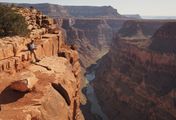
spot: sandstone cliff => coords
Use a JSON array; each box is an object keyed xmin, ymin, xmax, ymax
[
  {"xmin": 0, "ymin": 6, "xmax": 84, "ymax": 120},
  {"xmin": 93, "ymin": 22, "xmax": 176, "ymax": 120}
]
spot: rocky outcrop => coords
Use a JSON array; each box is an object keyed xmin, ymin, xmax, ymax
[
  {"xmin": 149, "ymin": 22, "xmax": 176, "ymax": 53},
  {"xmin": 0, "ymin": 6, "xmax": 63, "ymax": 72},
  {"xmin": 0, "ymin": 56, "xmax": 83, "ymax": 120},
  {"xmin": 0, "ymin": 6, "xmax": 83, "ymax": 120},
  {"xmin": 93, "ymin": 25, "xmax": 176, "ymax": 120}
]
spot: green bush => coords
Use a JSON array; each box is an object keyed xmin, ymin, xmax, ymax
[{"xmin": 0, "ymin": 5, "xmax": 29, "ymax": 37}]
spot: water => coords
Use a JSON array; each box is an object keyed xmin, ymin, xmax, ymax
[
  {"xmin": 85, "ymin": 63, "xmax": 109, "ymax": 120},
  {"xmin": 85, "ymin": 71, "xmax": 95, "ymax": 81}
]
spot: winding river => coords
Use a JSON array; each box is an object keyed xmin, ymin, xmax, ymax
[{"xmin": 85, "ymin": 61, "xmax": 109, "ymax": 120}]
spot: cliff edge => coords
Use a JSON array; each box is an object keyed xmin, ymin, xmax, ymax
[{"xmin": 0, "ymin": 6, "xmax": 84, "ymax": 120}]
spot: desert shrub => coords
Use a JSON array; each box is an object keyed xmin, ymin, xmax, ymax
[{"xmin": 0, "ymin": 4, "xmax": 29, "ymax": 37}]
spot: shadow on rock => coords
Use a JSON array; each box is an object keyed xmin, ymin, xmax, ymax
[{"xmin": 0, "ymin": 86, "xmax": 26, "ymax": 105}]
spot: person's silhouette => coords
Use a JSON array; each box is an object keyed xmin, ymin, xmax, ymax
[{"xmin": 27, "ymin": 40, "xmax": 40, "ymax": 62}]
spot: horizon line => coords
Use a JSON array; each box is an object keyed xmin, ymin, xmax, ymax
[{"xmin": 1, "ymin": 2, "xmax": 176, "ymax": 17}]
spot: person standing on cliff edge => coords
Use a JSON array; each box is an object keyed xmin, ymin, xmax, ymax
[{"xmin": 27, "ymin": 40, "xmax": 40, "ymax": 62}]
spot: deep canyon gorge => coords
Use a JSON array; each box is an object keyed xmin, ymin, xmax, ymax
[{"xmin": 0, "ymin": 2, "xmax": 176, "ymax": 120}]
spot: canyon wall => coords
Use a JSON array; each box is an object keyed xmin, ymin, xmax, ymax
[
  {"xmin": 0, "ymin": 6, "xmax": 84, "ymax": 120},
  {"xmin": 93, "ymin": 22, "xmax": 176, "ymax": 120},
  {"xmin": 62, "ymin": 18, "xmax": 110, "ymax": 68},
  {"xmin": 64, "ymin": 6, "xmax": 121, "ymax": 18},
  {"xmin": 18, "ymin": 3, "xmax": 123, "ymax": 18},
  {"xmin": 118, "ymin": 20, "xmax": 168, "ymax": 38},
  {"xmin": 12, "ymin": 3, "xmax": 176, "ymax": 120},
  {"xmin": 60, "ymin": 19, "xmax": 160, "ymax": 71},
  {"xmin": 61, "ymin": 18, "xmax": 126, "ymax": 68},
  {"xmin": 150, "ymin": 22, "xmax": 176, "ymax": 53},
  {"xmin": 69, "ymin": 19, "xmax": 172, "ymax": 57}
]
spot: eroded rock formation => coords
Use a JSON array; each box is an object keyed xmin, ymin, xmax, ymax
[
  {"xmin": 0, "ymin": 6, "xmax": 84, "ymax": 120},
  {"xmin": 93, "ymin": 22, "xmax": 176, "ymax": 120}
]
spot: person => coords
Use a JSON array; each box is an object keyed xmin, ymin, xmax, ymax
[{"xmin": 27, "ymin": 40, "xmax": 40, "ymax": 62}]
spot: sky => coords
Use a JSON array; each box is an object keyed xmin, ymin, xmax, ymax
[{"xmin": 1, "ymin": 0, "xmax": 176, "ymax": 16}]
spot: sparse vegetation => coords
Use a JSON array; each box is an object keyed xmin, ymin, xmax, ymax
[{"xmin": 0, "ymin": 4, "xmax": 29, "ymax": 37}]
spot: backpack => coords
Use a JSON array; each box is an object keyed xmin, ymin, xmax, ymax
[{"xmin": 27, "ymin": 43, "xmax": 34, "ymax": 51}]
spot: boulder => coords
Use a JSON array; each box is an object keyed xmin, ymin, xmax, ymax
[{"xmin": 10, "ymin": 71, "xmax": 38, "ymax": 92}]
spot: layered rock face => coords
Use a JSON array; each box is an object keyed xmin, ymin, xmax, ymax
[
  {"xmin": 93, "ymin": 22, "xmax": 176, "ymax": 120},
  {"xmin": 62, "ymin": 18, "xmax": 125, "ymax": 68},
  {"xmin": 64, "ymin": 6, "xmax": 120, "ymax": 18},
  {"xmin": 18, "ymin": 3, "xmax": 122, "ymax": 18},
  {"xmin": 0, "ymin": 7, "xmax": 83, "ymax": 120}
]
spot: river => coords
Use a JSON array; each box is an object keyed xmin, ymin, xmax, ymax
[{"xmin": 85, "ymin": 62, "xmax": 109, "ymax": 120}]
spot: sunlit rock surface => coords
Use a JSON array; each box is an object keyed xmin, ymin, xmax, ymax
[{"xmin": 0, "ymin": 6, "xmax": 84, "ymax": 120}]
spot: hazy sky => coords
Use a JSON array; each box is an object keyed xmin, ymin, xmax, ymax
[{"xmin": 1, "ymin": 0, "xmax": 176, "ymax": 16}]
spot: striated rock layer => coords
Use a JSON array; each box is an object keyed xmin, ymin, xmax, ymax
[
  {"xmin": 63, "ymin": 6, "xmax": 121, "ymax": 18},
  {"xmin": 62, "ymin": 19, "xmax": 175, "ymax": 69},
  {"xmin": 0, "ymin": 6, "xmax": 84, "ymax": 120},
  {"xmin": 17, "ymin": 3, "xmax": 122, "ymax": 18},
  {"xmin": 62, "ymin": 18, "xmax": 125, "ymax": 69},
  {"xmin": 93, "ymin": 22, "xmax": 176, "ymax": 120}
]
